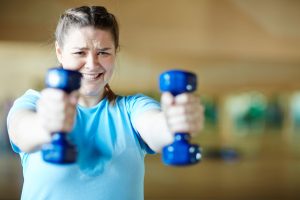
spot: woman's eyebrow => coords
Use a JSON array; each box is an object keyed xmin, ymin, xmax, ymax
[{"xmin": 98, "ymin": 47, "xmax": 112, "ymax": 51}]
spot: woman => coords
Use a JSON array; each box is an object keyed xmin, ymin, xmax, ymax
[{"xmin": 7, "ymin": 6, "xmax": 204, "ymax": 200}]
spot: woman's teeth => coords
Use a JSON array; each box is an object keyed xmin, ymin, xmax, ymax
[{"xmin": 82, "ymin": 73, "xmax": 102, "ymax": 80}]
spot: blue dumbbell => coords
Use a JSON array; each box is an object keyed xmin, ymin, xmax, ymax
[
  {"xmin": 159, "ymin": 69, "xmax": 202, "ymax": 166},
  {"xmin": 42, "ymin": 68, "xmax": 81, "ymax": 164}
]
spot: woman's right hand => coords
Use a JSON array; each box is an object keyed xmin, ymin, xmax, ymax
[{"xmin": 36, "ymin": 88, "xmax": 79, "ymax": 134}]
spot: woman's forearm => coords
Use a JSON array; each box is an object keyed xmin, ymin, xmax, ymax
[
  {"xmin": 134, "ymin": 110, "xmax": 173, "ymax": 152},
  {"xmin": 8, "ymin": 110, "xmax": 52, "ymax": 153}
]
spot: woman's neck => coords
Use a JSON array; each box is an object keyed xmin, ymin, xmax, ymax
[{"xmin": 78, "ymin": 90, "xmax": 106, "ymax": 107}]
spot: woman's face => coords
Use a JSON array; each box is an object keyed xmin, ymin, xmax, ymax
[{"xmin": 56, "ymin": 26, "xmax": 116, "ymax": 97}]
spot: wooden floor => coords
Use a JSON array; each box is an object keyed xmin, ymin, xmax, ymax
[
  {"xmin": 144, "ymin": 134, "xmax": 300, "ymax": 200},
  {"xmin": 1, "ymin": 135, "xmax": 300, "ymax": 200},
  {"xmin": 145, "ymin": 156, "xmax": 300, "ymax": 200}
]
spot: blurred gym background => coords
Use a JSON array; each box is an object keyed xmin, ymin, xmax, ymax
[{"xmin": 1, "ymin": 0, "xmax": 300, "ymax": 199}]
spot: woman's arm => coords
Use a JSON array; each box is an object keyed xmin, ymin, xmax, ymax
[
  {"xmin": 134, "ymin": 92, "xmax": 204, "ymax": 152},
  {"xmin": 8, "ymin": 89, "xmax": 78, "ymax": 153},
  {"xmin": 134, "ymin": 109, "xmax": 173, "ymax": 152},
  {"xmin": 8, "ymin": 110, "xmax": 52, "ymax": 152}
]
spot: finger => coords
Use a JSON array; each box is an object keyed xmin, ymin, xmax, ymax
[
  {"xmin": 167, "ymin": 113, "xmax": 202, "ymax": 134},
  {"xmin": 169, "ymin": 122, "xmax": 201, "ymax": 134},
  {"xmin": 167, "ymin": 108, "xmax": 201, "ymax": 123},
  {"xmin": 175, "ymin": 93, "xmax": 198, "ymax": 104},
  {"xmin": 39, "ymin": 116, "xmax": 63, "ymax": 133},
  {"xmin": 165, "ymin": 104, "xmax": 194, "ymax": 117},
  {"xmin": 37, "ymin": 102, "xmax": 74, "ymax": 130},
  {"xmin": 167, "ymin": 105, "xmax": 205, "ymax": 133},
  {"xmin": 161, "ymin": 92, "xmax": 175, "ymax": 108},
  {"xmin": 39, "ymin": 112, "xmax": 73, "ymax": 133},
  {"xmin": 165, "ymin": 102, "xmax": 202, "ymax": 118},
  {"xmin": 41, "ymin": 88, "xmax": 67, "ymax": 101},
  {"xmin": 38, "ymin": 101, "xmax": 68, "ymax": 123}
]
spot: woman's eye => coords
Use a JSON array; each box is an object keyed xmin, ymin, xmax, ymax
[
  {"xmin": 73, "ymin": 51, "xmax": 85, "ymax": 55},
  {"xmin": 98, "ymin": 51, "xmax": 110, "ymax": 56}
]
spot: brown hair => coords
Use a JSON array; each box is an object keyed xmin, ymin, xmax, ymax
[{"xmin": 55, "ymin": 6, "xmax": 118, "ymax": 104}]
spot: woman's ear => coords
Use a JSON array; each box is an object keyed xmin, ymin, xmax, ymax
[{"xmin": 55, "ymin": 41, "xmax": 63, "ymax": 64}]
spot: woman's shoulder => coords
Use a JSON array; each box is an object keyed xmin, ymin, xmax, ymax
[
  {"xmin": 117, "ymin": 93, "xmax": 152, "ymax": 101},
  {"xmin": 115, "ymin": 93, "xmax": 152, "ymax": 106},
  {"xmin": 116, "ymin": 93, "xmax": 160, "ymax": 110},
  {"xmin": 23, "ymin": 89, "xmax": 41, "ymax": 97},
  {"xmin": 14, "ymin": 89, "xmax": 41, "ymax": 103}
]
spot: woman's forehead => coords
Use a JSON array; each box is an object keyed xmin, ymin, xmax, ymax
[{"xmin": 63, "ymin": 27, "xmax": 115, "ymax": 48}]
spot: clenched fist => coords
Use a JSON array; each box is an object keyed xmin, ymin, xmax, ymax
[
  {"xmin": 36, "ymin": 88, "xmax": 79, "ymax": 134},
  {"xmin": 161, "ymin": 92, "xmax": 204, "ymax": 136}
]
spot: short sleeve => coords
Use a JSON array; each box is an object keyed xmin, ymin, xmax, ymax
[
  {"xmin": 6, "ymin": 89, "xmax": 40, "ymax": 153},
  {"xmin": 125, "ymin": 94, "xmax": 161, "ymax": 154}
]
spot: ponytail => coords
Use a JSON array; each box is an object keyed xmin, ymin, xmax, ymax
[{"xmin": 104, "ymin": 84, "xmax": 117, "ymax": 105}]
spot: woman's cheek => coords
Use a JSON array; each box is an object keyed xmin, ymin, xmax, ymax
[{"xmin": 63, "ymin": 59, "xmax": 84, "ymax": 71}]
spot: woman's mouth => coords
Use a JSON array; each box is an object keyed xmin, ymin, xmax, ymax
[{"xmin": 81, "ymin": 73, "xmax": 103, "ymax": 81}]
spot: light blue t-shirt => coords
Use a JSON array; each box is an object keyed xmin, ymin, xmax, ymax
[{"xmin": 7, "ymin": 89, "xmax": 161, "ymax": 200}]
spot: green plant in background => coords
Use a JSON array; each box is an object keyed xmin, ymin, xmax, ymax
[
  {"xmin": 265, "ymin": 96, "xmax": 284, "ymax": 130},
  {"xmin": 201, "ymin": 96, "xmax": 218, "ymax": 134},
  {"xmin": 233, "ymin": 92, "xmax": 267, "ymax": 135},
  {"xmin": 291, "ymin": 92, "xmax": 300, "ymax": 134}
]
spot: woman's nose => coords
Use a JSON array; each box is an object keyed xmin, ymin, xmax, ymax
[{"xmin": 85, "ymin": 53, "xmax": 100, "ymax": 69}]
